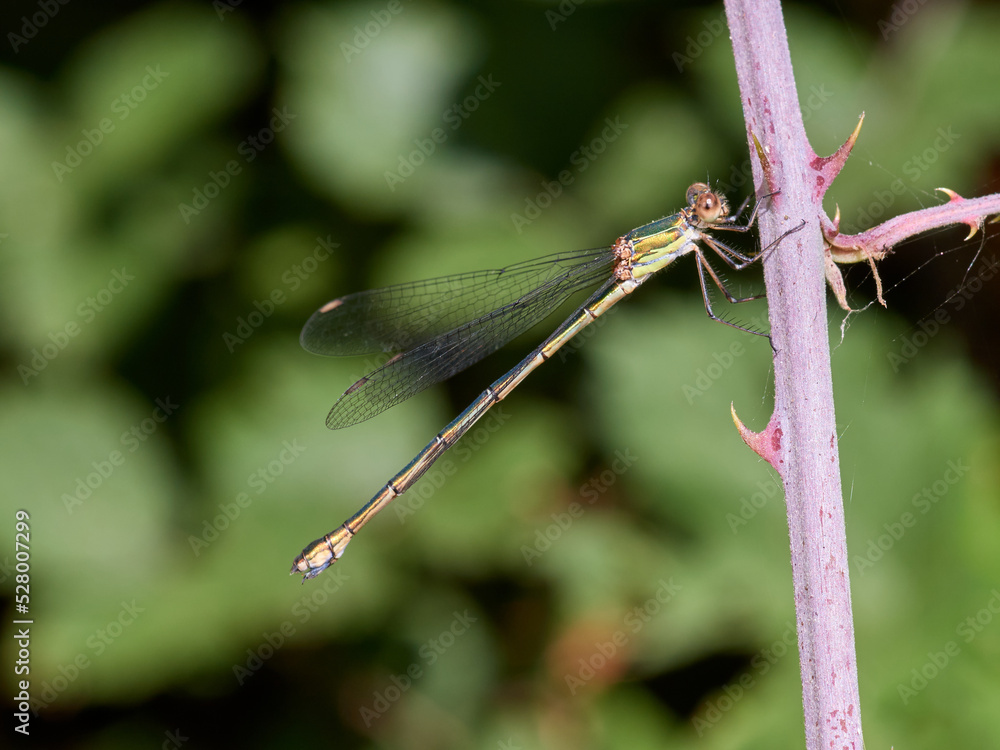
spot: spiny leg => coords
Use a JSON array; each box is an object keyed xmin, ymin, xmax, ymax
[
  {"xmin": 727, "ymin": 192, "xmax": 754, "ymax": 223},
  {"xmin": 697, "ymin": 252, "xmax": 765, "ymax": 305},
  {"xmin": 695, "ymin": 219, "xmax": 806, "ymax": 349},
  {"xmin": 702, "ymin": 234, "xmax": 759, "ymax": 269},
  {"xmin": 719, "ymin": 188, "xmax": 785, "ymax": 230},
  {"xmin": 712, "ymin": 189, "xmax": 774, "ymax": 233},
  {"xmin": 704, "ymin": 217, "xmax": 808, "ymax": 271},
  {"xmin": 693, "ymin": 251, "xmax": 770, "ymax": 341}
]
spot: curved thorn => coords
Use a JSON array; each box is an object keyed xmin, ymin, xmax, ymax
[
  {"xmin": 847, "ymin": 111, "xmax": 865, "ymax": 149},
  {"xmin": 936, "ymin": 187, "xmax": 981, "ymax": 240},
  {"xmin": 822, "ymin": 204, "xmax": 843, "ymax": 243},
  {"xmin": 751, "ymin": 131, "xmax": 776, "ymax": 194},
  {"xmin": 814, "ymin": 112, "xmax": 866, "ymax": 189},
  {"xmin": 731, "ymin": 403, "xmax": 785, "ymax": 474}
]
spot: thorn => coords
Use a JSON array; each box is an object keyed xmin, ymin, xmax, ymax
[
  {"xmin": 936, "ymin": 187, "xmax": 982, "ymax": 240},
  {"xmin": 751, "ymin": 131, "xmax": 776, "ymax": 194},
  {"xmin": 847, "ymin": 111, "xmax": 865, "ymax": 151},
  {"xmin": 731, "ymin": 403, "xmax": 785, "ymax": 473},
  {"xmin": 813, "ymin": 112, "xmax": 865, "ymax": 192},
  {"xmin": 821, "ymin": 204, "xmax": 842, "ymax": 243},
  {"xmin": 752, "ymin": 131, "xmax": 769, "ymax": 170}
]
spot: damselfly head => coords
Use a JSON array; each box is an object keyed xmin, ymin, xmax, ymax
[{"xmin": 685, "ymin": 182, "xmax": 729, "ymax": 226}]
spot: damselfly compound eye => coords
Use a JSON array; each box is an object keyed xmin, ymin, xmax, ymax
[
  {"xmin": 686, "ymin": 182, "xmax": 711, "ymax": 207},
  {"xmin": 694, "ymin": 190, "xmax": 727, "ymax": 224}
]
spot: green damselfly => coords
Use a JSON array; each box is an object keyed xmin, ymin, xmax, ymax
[{"xmin": 292, "ymin": 183, "xmax": 786, "ymax": 580}]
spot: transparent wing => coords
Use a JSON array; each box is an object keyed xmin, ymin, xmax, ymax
[
  {"xmin": 301, "ymin": 248, "xmax": 613, "ymax": 357},
  {"xmin": 314, "ymin": 247, "xmax": 616, "ymax": 429}
]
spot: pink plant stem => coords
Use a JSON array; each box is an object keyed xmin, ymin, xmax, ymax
[{"xmin": 723, "ymin": 1, "xmax": 864, "ymax": 747}]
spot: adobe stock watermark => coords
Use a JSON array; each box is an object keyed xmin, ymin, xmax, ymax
[
  {"xmin": 161, "ymin": 728, "xmax": 189, "ymax": 750},
  {"xmin": 188, "ymin": 439, "xmax": 307, "ymax": 556},
  {"xmin": 18, "ymin": 267, "xmax": 135, "ymax": 384},
  {"xmin": 29, "ymin": 599, "xmax": 145, "ymax": 714},
  {"xmin": 358, "ymin": 609, "xmax": 478, "ymax": 726},
  {"xmin": 897, "ymin": 588, "xmax": 1000, "ymax": 705},
  {"xmin": 233, "ymin": 568, "xmax": 349, "ymax": 686},
  {"xmin": 554, "ymin": 303, "xmax": 621, "ymax": 364},
  {"xmin": 394, "ymin": 407, "xmax": 514, "ymax": 523},
  {"xmin": 330, "ymin": 274, "xmax": 471, "ymax": 400},
  {"xmin": 521, "ymin": 449, "xmax": 638, "ymax": 566},
  {"xmin": 878, "ymin": 0, "xmax": 931, "ymax": 40},
  {"xmin": 886, "ymin": 254, "xmax": 999, "ymax": 371},
  {"xmin": 51, "ymin": 65, "xmax": 169, "ymax": 182},
  {"xmin": 672, "ymin": 10, "xmax": 727, "ymax": 72},
  {"xmin": 213, "ymin": 0, "xmax": 243, "ymax": 20},
  {"xmin": 682, "ymin": 340, "xmax": 747, "ymax": 404},
  {"xmin": 691, "ymin": 620, "xmax": 797, "ymax": 735},
  {"xmin": 60, "ymin": 397, "xmax": 180, "ymax": 514},
  {"xmin": 383, "ymin": 74, "xmax": 501, "ymax": 191},
  {"xmin": 178, "ymin": 106, "xmax": 296, "ymax": 223},
  {"xmin": 853, "ymin": 458, "xmax": 969, "ymax": 576},
  {"xmin": 222, "ymin": 235, "xmax": 339, "ymax": 353},
  {"xmin": 510, "ymin": 116, "xmax": 628, "ymax": 233},
  {"xmin": 8, "ymin": 0, "xmax": 71, "ymax": 53},
  {"xmin": 725, "ymin": 475, "xmax": 782, "ymax": 533},
  {"xmin": 565, "ymin": 578, "xmax": 682, "ymax": 695},
  {"xmin": 853, "ymin": 126, "xmax": 960, "ymax": 231},
  {"xmin": 340, "ymin": 0, "xmax": 408, "ymax": 62},
  {"xmin": 681, "ymin": 308, "xmax": 772, "ymax": 405},
  {"xmin": 546, "ymin": 0, "xmax": 586, "ymax": 30},
  {"xmin": 341, "ymin": 275, "xmax": 470, "ymax": 381}
]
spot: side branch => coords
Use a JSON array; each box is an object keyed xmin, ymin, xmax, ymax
[
  {"xmin": 821, "ymin": 189, "xmax": 1000, "ymax": 308},
  {"xmin": 824, "ymin": 189, "xmax": 1000, "ymax": 264}
]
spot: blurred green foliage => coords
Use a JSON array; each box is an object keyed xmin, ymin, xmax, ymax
[{"xmin": 1, "ymin": 1, "xmax": 999, "ymax": 748}]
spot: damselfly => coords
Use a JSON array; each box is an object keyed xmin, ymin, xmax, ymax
[{"xmin": 292, "ymin": 183, "xmax": 785, "ymax": 580}]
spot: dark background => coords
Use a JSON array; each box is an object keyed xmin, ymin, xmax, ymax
[{"xmin": 2, "ymin": 1, "xmax": 999, "ymax": 748}]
